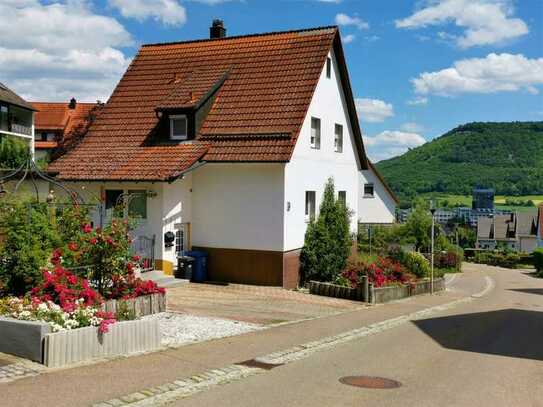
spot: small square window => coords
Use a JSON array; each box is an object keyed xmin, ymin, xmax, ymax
[
  {"xmin": 334, "ymin": 124, "xmax": 343, "ymax": 153},
  {"xmin": 338, "ymin": 191, "xmax": 346, "ymax": 206},
  {"xmin": 170, "ymin": 115, "xmax": 188, "ymax": 140},
  {"xmin": 310, "ymin": 117, "xmax": 321, "ymax": 149},
  {"xmin": 305, "ymin": 191, "xmax": 316, "ymax": 222},
  {"xmin": 364, "ymin": 183, "xmax": 374, "ymax": 198},
  {"xmin": 326, "ymin": 57, "xmax": 332, "ymax": 78}
]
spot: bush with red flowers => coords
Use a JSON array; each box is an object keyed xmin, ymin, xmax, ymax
[
  {"xmin": 341, "ymin": 256, "xmax": 413, "ymax": 288},
  {"xmin": 30, "ymin": 266, "xmax": 102, "ymax": 312},
  {"xmin": 106, "ymin": 271, "xmax": 165, "ymax": 300}
]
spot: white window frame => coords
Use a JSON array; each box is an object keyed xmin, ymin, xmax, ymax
[
  {"xmin": 334, "ymin": 123, "xmax": 343, "ymax": 153},
  {"xmin": 170, "ymin": 114, "xmax": 188, "ymax": 140},
  {"xmin": 310, "ymin": 117, "xmax": 321, "ymax": 150},
  {"xmin": 305, "ymin": 191, "xmax": 316, "ymax": 223}
]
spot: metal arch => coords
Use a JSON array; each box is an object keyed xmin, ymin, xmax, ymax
[{"xmin": 0, "ymin": 148, "xmax": 84, "ymax": 204}]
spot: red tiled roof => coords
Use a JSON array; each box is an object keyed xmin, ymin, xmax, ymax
[
  {"xmin": 32, "ymin": 101, "xmax": 98, "ymax": 149},
  {"xmin": 35, "ymin": 141, "xmax": 58, "ymax": 149},
  {"xmin": 50, "ymin": 26, "xmax": 368, "ymax": 181}
]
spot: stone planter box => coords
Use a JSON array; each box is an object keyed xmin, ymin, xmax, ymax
[
  {"xmin": 101, "ymin": 292, "xmax": 166, "ymax": 317},
  {"xmin": 309, "ymin": 279, "xmax": 369, "ymax": 302},
  {"xmin": 372, "ymin": 277, "xmax": 445, "ymax": 304},
  {"xmin": 0, "ymin": 317, "xmax": 51, "ymax": 362},
  {"xmin": 43, "ymin": 318, "xmax": 161, "ymax": 368}
]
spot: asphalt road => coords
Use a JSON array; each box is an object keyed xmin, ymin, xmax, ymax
[{"xmin": 175, "ymin": 267, "xmax": 543, "ymax": 407}]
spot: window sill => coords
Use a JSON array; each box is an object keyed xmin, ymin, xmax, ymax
[{"xmin": 363, "ymin": 195, "xmax": 375, "ymax": 199}]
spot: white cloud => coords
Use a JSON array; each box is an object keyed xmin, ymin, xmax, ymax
[
  {"xmin": 412, "ymin": 53, "xmax": 543, "ymax": 96},
  {"xmin": 363, "ymin": 130, "xmax": 426, "ymax": 161},
  {"xmin": 335, "ymin": 13, "xmax": 369, "ymax": 30},
  {"xmin": 407, "ymin": 96, "xmax": 428, "ymax": 105},
  {"xmin": 396, "ymin": 0, "xmax": 528, "ymax": 48},
  {"xmin": 317, "ymin": 0, "xmax": 342, "ymax": 3},
  {"xmin": 355, "ymin": 98, "xmax": 394, "ymax": 123},
  {"xmin": 109, "ymin": 0, "xmax": 187, "ymax": 26},
  {"xmin": 400, "ymin": 122, "xmax": 425, "ymax": 133},
  {"xmin": 0, "ymin": 1, "xmax": 132, "ymax": 102},
  {"xmin": 342, "ymin": 34, "xmax": 356, "ymax": 44}
]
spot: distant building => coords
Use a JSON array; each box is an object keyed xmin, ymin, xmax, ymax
[
  {"xmin": 472, "ymin": 188, "xmax": 494, "ymax": 211},
  {"xmin": 0, "ymin": 82, "xmax": 36, "ymax": 157},
  {"xmin": 537, "ymin": 205, "xmax": 543, "ymax": 248},
  {"xmin": 476, "ymin": 211, "xmax": 538, "ymax": 253}
]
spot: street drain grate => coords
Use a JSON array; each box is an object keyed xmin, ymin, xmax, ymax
[
  {"xmin": 236, "ymin": 359, "xmax": 284, "ymax": 370},
  {"xmin": 339, "ymin": 376, "xmax": 402, "ymax": 389}
]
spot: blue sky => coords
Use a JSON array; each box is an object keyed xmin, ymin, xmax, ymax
[{"xmin": 1, "ymin": 0, "xmax": 542, "ymax": 161}]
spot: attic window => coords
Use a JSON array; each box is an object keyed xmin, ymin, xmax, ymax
[
  {"xmin": 326, "ymin": 57, "xmax": 332, "ymax": 78},
  {"xmin": 170, "ymin": 115, "xmax": 188, "ymax": 140}
]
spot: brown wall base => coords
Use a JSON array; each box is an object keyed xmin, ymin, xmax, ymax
[{"xmin": 192, "ymin": 246, "xmax": 301, "ymax": 289}]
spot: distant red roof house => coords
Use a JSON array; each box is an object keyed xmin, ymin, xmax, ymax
[
  {"xmin": 49, "ymin": 25, "xmax": 369, "ymax": 181},
  {"xmin": 31, "ymin": 99, "xmax": 100, "ymax": 157}
]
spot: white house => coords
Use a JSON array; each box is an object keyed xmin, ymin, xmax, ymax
[
  {"xmin": 0, "ymin": 82, "xmax": 36, "ymax": 158},
  {"xmin": 49, "ymin": 22, "xmax": 397, "ymax": 288}
]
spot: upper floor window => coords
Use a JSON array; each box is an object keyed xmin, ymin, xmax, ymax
[
  {"xmin": 338, "ymin": 191, "xmax": 346, "ymax": 206},
  {"xmin": 170, "ymin": 115, "xmax": 188, "ymax": 140},
  {"xmin": 326, "ymin": 57, "xmax": 332, "ymax": 78},
  {"xmin": 0, "ymin": 105, "xmax": 8, "ymax": 132},
  {"xmin": 310, "ymin": 117, "xmax": 321, "ymax": 149},
  {"xmin": 305, "ymin": 191, "xmax": 316, "ymax": 222},
  {"xmin": 334, "ymin": 124, "xmax": 343, "ymax": 153},
  {"xmin": 364, "ymin": 183, "xmax": 374, "ymax": 198}
]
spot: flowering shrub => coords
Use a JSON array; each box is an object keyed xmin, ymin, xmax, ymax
[
  {"xmin": 0, "ymin": 296, "xmax": 116, "ymax": 333},
  {"xmin": 435, "ymin": 250, "xmax": 463, "ymax": 269},
  {"xmin": 106, "ymin": 271, "xmax": 165, "ymax": 300},
  {"xmin": 341, "ymin": 257, "xmax": 413, "ymax": 288},
  {"xmin": 30, "ymin": 266, "xmax": 102, "ymax": 312}
]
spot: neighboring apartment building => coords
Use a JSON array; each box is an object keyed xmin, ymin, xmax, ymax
[
  {"xmin": 31, "ymin": 99, "xmax": 99, "ymax": 161},
  {"xmin": 0, "ymin": 82, "xmax": 35, "ymax": 157},
  {"xmin": 49, "ymin": 22, "xmax": 397, "ymax": 288}
]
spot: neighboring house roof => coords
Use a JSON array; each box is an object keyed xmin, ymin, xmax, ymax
[
  {"xmin": 0, "ymin": 82, "xmax": 36, "ymax": 111},
  {"xmin": 31, "ymin": 101, "xmax": 99, "ymax": 151},
  {"xmin": 49, "ymin": 26, "xmax": 370, "ymax": 181},
  {"xmin": 477, "ymin": 217, "xmax": 493, "ymax": 239},
  {"xmin": 516, "ymin": 211, "xmax": 537, "ymax": 237}
]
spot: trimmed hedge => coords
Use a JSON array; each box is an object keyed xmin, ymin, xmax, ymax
[{"xmin": 533, "ymin": 248, "xmax": 543, "ymax": 276}]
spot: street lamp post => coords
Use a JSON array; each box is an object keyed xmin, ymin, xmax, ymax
[{"xmin": 430, "ymin": 201, "xmax": 436, "ymax": 295}]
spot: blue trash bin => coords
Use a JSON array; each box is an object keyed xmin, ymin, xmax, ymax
[{"xmin": 185, "ymin": 251, "xmax": 208, "ymax": 283}]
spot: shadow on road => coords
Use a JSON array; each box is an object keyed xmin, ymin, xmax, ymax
[
  {"xmin": 412, "ymin": 309, "xmax": 543, "ymax": 361},
  {"xmin": 508, "ymin": 288, "xmax": 543, "ymax": 296}
]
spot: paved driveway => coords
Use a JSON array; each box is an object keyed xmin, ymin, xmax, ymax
[{"xmin": 166, "ymin": 283, "xmax": 364, "ymax": 325}]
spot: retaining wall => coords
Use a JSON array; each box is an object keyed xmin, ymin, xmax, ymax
[
  {"xmin": 0, "ymin": 318, "xmax": 51, "ymax": 362},
  {"xmin": 101, "ymin": 293, "xmax": 166, "ymax": 317}
]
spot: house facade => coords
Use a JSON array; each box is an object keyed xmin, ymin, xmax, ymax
[
  {"xmin": 476, "ymin": 211, "xmax": 538, "ymax": 253},
  {"xmin": 0, "ymin": 82, "xmax": 35, "ymax": 158},
  {"xmin": 49, "ymin": 23, "xmax": 397, "ymax": 288}
]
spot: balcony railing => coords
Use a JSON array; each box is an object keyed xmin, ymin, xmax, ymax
[{"xmin": 9, "ymin": 123, "xmax": 32, "ymax": 136}]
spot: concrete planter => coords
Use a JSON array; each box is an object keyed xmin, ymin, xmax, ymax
[
  {"xmin": 43, "ymin": 318, "xmax": 161, "ymax": 368},
  {"xmin": 101, "ymin": 292, "xmax": 166, "ymax": 317},
  {"xmin": 372, "ymin": 277, "xmax": 445, "ymax": 304},
  {"xmin": 0, "ymin": 317, "xmax": 51, "ymax": 362}
]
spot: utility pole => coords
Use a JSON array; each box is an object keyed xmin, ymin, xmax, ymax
[{"xmin": 430, "ymin": 201, "xmax": 436, "ymax": 295}]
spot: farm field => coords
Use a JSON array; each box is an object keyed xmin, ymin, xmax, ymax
[{"xmin": 417, "ymin": 193, "xmax": 543, "ymax": 211}]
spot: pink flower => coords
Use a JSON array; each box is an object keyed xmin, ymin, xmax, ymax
[
  {"xmin": 82, "ymin": 224, "xmax": 93, "ymax": 234},
  {"xmin": 67, "ymin": 242, "xmax": 78, "ymax": 252}
]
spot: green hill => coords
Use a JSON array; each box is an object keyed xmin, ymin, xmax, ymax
[{"xmin": 375, "ymin": 122, "xmax": 543, "ymax": 203}]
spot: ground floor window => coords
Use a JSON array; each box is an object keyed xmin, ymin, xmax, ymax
[
  {"xmin": 338, "ymin": 190, "xmax": 346, "ymax": 206},
  {"xmin": 175, "ymin": 224, "xmax": 189, "ymax": 256}
]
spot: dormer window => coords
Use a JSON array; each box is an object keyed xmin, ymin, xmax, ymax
[{"xmin": 170, "ymin": 114, "xmax": 188, "ymax": 140}]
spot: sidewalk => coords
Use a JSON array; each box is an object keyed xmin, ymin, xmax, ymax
[{"xmin": 2, "ymin": 271, "xmax": 487, "ymax": 407}]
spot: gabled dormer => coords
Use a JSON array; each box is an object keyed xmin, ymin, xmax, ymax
[{"xmin": 154, "ymin": 69, "xmax": 229, "ymax": 143}]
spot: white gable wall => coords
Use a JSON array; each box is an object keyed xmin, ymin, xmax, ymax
[
  {"xmin": 358, "ymin": 168, "xmax": 397, "ymax": 224},
  {"xmin": 284, "ymin": 49, "xmax": 359, "ymax": 251}
]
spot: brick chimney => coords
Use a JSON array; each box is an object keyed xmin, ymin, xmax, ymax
[
  {"xmin": 68, "ymin": 98, "xmax": 77, "ymax": 109},
  {"xmin": 210, "ymin": 19, "xmax": 226, "ymax": 39}
]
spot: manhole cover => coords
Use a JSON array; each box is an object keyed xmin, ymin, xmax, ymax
[
  {"xmin": 236, "ymin": 359, "xmax": 284, "ymax": 370},
  {"xmin": 339, "ymin": 376, "xmax": 402, "ymax": 389}
]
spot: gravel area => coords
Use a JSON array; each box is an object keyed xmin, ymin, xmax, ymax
[{"xmin": 143, "ymin": 312, "xmax": 263, "ymax": 346}]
